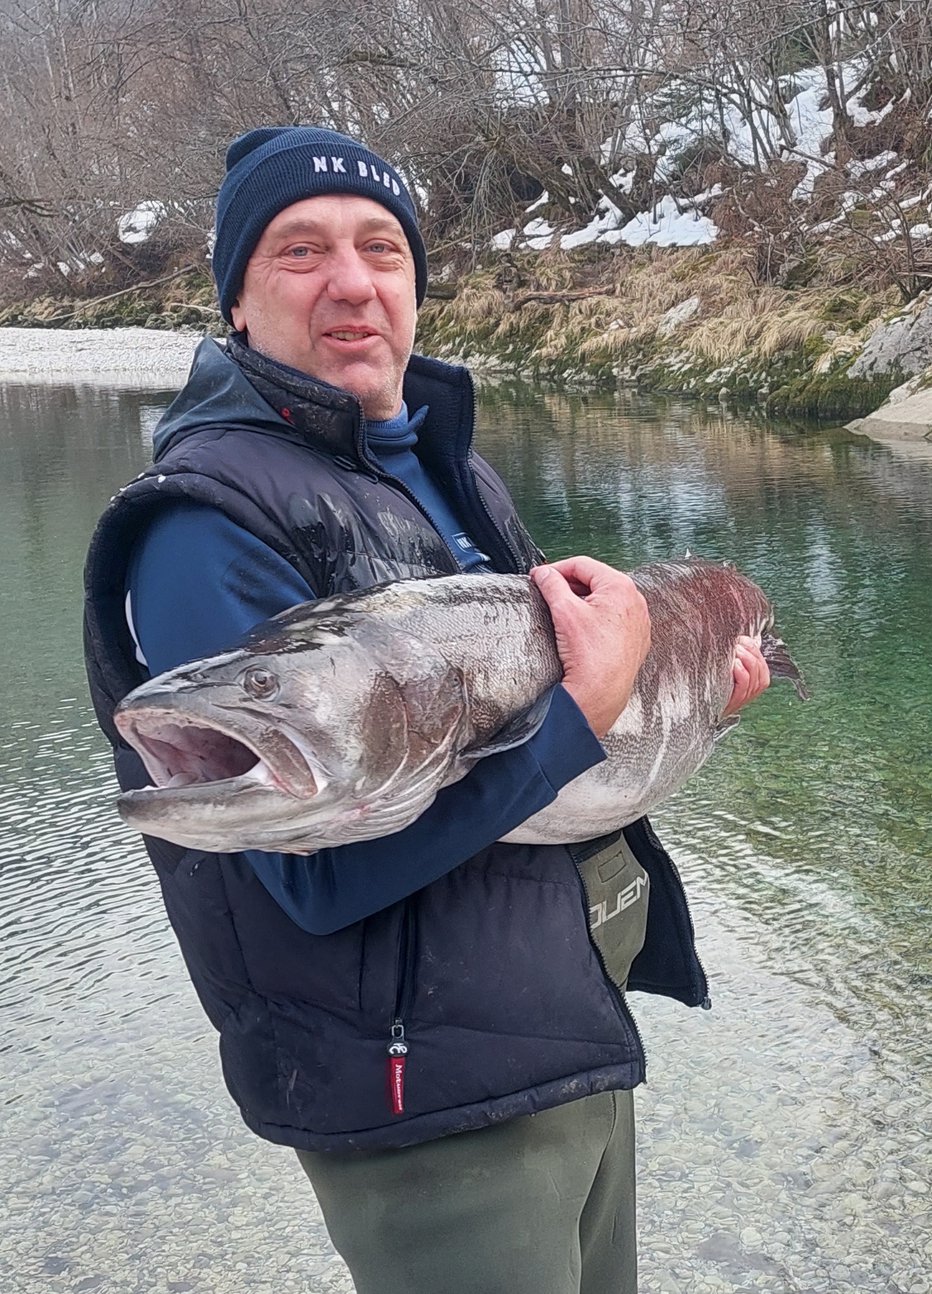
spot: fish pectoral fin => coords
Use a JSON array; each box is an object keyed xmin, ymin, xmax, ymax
[
  {"xmin": 460, "ymin": 688, "xmax": 554, "ymax": 768},
  {"xmin": 761, "ymin": 631, "xmax": 811, "ymax": 700}
]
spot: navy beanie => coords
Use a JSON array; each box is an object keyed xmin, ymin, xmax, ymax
[{"xmin": 213, "ymin": 126, "xmax": 428, "ymax": 324}]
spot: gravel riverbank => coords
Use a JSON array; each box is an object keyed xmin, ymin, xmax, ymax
[{"xmin": 0, "ymin": 326, "xmax": 202, "ymax": 386}]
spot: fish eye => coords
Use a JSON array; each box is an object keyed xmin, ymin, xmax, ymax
[{"xmin": 242, "ymin": 666, "xmax": 280, "ymax": 700}]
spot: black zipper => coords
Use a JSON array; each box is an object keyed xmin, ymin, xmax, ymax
[
  {"xmin": 459, "ymin": 372, "xmax": 522, "ymax": 572},
  {"xmin": 461, "ymin": 458, "xmax": 522, "ymax": 572},
  {"xmin": 455, "ymin": 373, "xmax": 522, "ymax": 571},
  {"xmin": 386, "ymin": 900, "xmax": 417, "ymax": 1115},
  {"xmin": 391, "ymin": 900, "xmax": 417, "ymax": 1022},
  {"xmin": 567, "ymin": 845, "xmax": 649, "ymax": 1077}
]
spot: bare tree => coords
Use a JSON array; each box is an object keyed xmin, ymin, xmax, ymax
[{"xmin": 0, "ymin": 0, "xmax": 930, "ymax": 301}]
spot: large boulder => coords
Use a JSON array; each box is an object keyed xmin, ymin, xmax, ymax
[
  {"xmin": 847, "ymin": 370, "xmax": 932, "ymax": 441},
  {"xmin": 849, "ymin": 293, "xmax": 932, "ymax": 380}
]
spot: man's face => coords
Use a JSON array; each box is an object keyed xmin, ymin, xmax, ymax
[{"xmin": 231, "ymin": 194, "xmax": 417, "ymax": 421}]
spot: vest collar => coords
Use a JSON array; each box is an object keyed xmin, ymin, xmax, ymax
[
  {"xmin": 227, "ymin": 334, "xmax": 477, "ymax": 470},
  {"xmin": 227, "ymin": 333, "xmax": 363, "ymax": 461}
]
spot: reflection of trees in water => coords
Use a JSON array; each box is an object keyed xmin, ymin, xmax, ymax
[
  {"xmin": 478, "ymin": 381, "xmax": 932, "ymax": 959},
  {"xmin": 0, "ymin": 384, "xmax": 166, "ymax": 518},
  {"xmin": 1, "ymin": 384, "xmax": 166, "ymax": 522},
  {"xmin": 478, "ymin": 382, "xmax": 932, "ymax": 612}
]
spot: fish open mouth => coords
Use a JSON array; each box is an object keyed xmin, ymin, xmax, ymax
[{"xmin": 114, "ymin": 707, "xmax": 319, "ymax": 799}]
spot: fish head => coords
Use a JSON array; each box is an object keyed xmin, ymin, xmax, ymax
[{"xmin": 113, "ymin": 614, "xmax": 468, "ymax": 852}]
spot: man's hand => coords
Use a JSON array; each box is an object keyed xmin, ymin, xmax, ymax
[
  {"xmin": 723, "ymin": 636, "xmax": 770, "ymax": 717},
  {"xmin": 530, "ymin": 557, "xmax": 651, "ymax": 738}
]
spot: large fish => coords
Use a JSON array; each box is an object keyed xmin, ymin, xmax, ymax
[{"xmin": 114, "ymin": 559, "xmax": 808, "ymax": 853}]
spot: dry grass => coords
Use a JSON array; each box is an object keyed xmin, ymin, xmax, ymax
[
  {"xmin": 685, "ymin": 290, "xmax": 825, "ymax": 362},
  {"xmin": 448, "ymin": 281, "xmax": 508, "ymax": 328},
  {"xmin": 422, "ymin": 243, "xmax": 893, "ymax": 372}
]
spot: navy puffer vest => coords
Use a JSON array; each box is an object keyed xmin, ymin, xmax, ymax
[{"xmin": 84, "ymin": 340, "xmax": 707, "ymax": 1153}]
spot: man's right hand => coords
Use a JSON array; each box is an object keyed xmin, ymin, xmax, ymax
[{"xmin": 530, "ymin": 556, "xmax": 651, "ymax": 739}]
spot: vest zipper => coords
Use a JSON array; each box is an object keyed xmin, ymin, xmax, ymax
[
  {"xmin": 369, "ymin": 464, "xmax": 463, "ymax": 574},
  {"xmin": 567, "ymin": 846, "xmax": 649, "ymax": 1077},
  {"xmin": 386, "ymin": 901, "xmax": 417, "ymax": 1114},
  {"xmin": 457, "ymin": 371, "xmax": 523, "ymax": 572},
  {"xmin": 352, "ymin": 409, "xmax": 463, "ymax": 573},
  {"xmin": 463, "ymin": 464, "xmax": 522, "ymax": 572}
]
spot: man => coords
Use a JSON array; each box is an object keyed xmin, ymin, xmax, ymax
[{"xmin": 84, "ymin": 126, "xmax": 768, "ymax": 1293}]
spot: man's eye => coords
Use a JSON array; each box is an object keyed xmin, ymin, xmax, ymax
[
  {"xmin": 367, "ymin": 241, "xmax": 390, "ymax": 254},
  {"xmin": 287, "ymin": 245, "xmax": 311, "ymax": 258}
]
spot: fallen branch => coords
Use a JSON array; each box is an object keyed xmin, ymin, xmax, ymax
[
  {"xmin": 44, "ymin": 264, "xmax": 202, "ymax": 324},
  {"xmin": 165, "ymin": 300, "xmax": 223, "ymax": 316},
  {"xmin": 509, "ymin": 289, "xmax": 612, "ymax": 309}
]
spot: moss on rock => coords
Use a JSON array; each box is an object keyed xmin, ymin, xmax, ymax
[{"xmin": 766, "ymin": 369, "xmax": 900, "ymax": 419}]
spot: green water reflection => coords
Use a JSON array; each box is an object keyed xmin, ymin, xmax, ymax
[{"xmin": 478, "ymin": 383, "xmax": 932, "ymax": 1078}]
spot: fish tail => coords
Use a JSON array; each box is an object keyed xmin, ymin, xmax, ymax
[{"xmin": 761, "ymin": 631, "xmax": 810, "ymax": 701}]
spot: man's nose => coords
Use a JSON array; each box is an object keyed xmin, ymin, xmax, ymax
[{"xmin": 326, "ymin": 248, "xmax": 377, "ymax": 304}]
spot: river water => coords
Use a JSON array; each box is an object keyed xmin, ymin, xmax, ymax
[{"xmin": 1, "ymin": 373, "xmax": 929, "ymax": 1294}]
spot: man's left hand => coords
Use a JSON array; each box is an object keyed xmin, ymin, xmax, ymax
[{"xmin": 723, "ymin": 636, "xmax": 770, "ymax": 717}]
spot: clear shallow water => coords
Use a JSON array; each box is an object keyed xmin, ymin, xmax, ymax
[{"xmin": 1, "ymin": 375, "xmax": 929, "ymax": 1293}]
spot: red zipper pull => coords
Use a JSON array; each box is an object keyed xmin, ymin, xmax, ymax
[{"xmin": 386, "ymin": 1021, "xmax": 408, "ymax": 1115}]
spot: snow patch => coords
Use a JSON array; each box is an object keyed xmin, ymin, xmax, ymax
[
  {"xmin": 619, "ymin": 198, "xmax": 718, "ymax": 248},
  {"xmin": 118, "ymin": 201, "xmax": 165, "ymax": 245},
  {"xmin": 848, "ymin": 151, "xmax": 898, "ymax": 178},
  {"xmin": 523, "ymin": 217, "xmax": 555, "ymax": 250},
  {"xmin": 559, "ymin": 199, "xmax": 626, "ymax": 249},
  {"xmin": 487, "ymin": 57, "xmax": 912, "ymax": 259},
  {"xmin": 849, "ymin": 97, "xmax": 895, "ymax": 128}
]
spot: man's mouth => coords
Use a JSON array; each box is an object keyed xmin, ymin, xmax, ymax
[{"xmin": 324, "ymin": 328, "xmax": 378, "ymax": 342}]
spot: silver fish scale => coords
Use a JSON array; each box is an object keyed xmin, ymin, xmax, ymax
[
  {"xmin": 312, "ymin": 575, "xmax": 562, "ymax": 747},
  {"xmin": 506, "ymin": 559, "xmax": 778, "ymax": 843}
]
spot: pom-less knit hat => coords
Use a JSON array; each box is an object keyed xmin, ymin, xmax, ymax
[{"xmin": 212, "ymin": 126, "xmax": 427, "ymax": 324}]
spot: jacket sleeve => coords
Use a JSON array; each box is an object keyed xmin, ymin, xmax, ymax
[{"xmin": 128, "ymin": 502, "xmax": 605, "ymax": 932}]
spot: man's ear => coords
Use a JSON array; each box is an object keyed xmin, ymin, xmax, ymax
[{"xmin": 231, "ymin": 299, "xmax": 246, "ymax": 332}]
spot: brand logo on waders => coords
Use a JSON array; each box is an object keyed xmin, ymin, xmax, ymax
[{"xmin": 590, "ymin": 875, "xmax": 648, "ymax": 930}]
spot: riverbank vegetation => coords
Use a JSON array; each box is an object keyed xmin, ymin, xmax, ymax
[
  {"xmin": 2, "ymin": 0, "xmax": 932, "ymax": 414},
  {"xmin": 416, "ymin": 245, "xmax": 903, "ymax": 418}
]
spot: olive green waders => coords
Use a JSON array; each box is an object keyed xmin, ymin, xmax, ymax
[
  {"xmin": 297, "ymin": 834, "xmax": 648, "ymax": 1294},
  {"xmin": 297, "ymin": 1087, "xmax": 637, "ymax": 1294}
]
